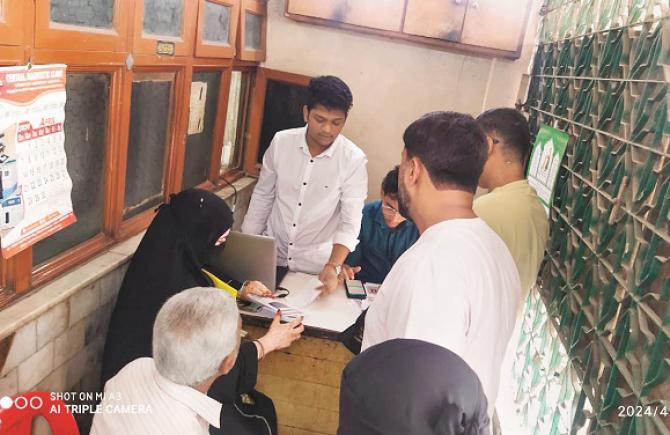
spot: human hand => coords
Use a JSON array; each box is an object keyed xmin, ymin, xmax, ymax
[
  {"xmin": 258, "ymin": 311, "xmax": 304, "ymax": 354},
  {"xmin": 239, "ymin": 281, "xmax": 274, "ymax": 300},
  {"xmin": 318, "ymin": 264, "xmax": 339, "ymax": 293},
  {"xmin": 339, "ymin": 264, "xmax": 361, "ymax": 281}
]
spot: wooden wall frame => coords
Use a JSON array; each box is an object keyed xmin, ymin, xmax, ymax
[
  {"xmin": 34, "ymin": 0, "xmax": 130, "ymax": 52},
  {"xmin": 237, "ymin": 0, "xmax": 266, "ymax": 62},
  {"xmin": 0, "ymin": 46, "xmax": 25, "ymax": 65},
  {"xmin": 244, "ymin": 67, "xmax": 311, "ymax": 174},
  {"xmin": 285, "ymin": 0, "xmax": 529, "ymax": 60},
  {"xmin": 195, "ymin": 0, "xmax": 240, "ymax": 59},
  {"xmin": 0, "ymin": 0, "xmax": 27, "ymax": 46},
  {"xmin": 0, "ymin": 1, "xmax": 263, "ymax": 308},
  {"xmin": 132, "ymin": 0, "xmax": 198, "ymax": 57},
  {"xmin": 207, "ymin": 66, "xmax": 233, "ymax": 180},
  {"xmin": 200, "ymin": 63, "xmax": 250, "ymax": 187},
  {"xmin": 116, "ymin": 68, "xmax": 184, "ymax": 240},
  {"xmin": 25, "ymin": 60, "xmax": 125, "ymax": 287}
]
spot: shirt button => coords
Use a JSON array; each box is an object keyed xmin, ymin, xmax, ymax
[
  {"xmin": 293, "ymin": 223, "xmax": 296, "ymax": 227},
  {"xmin": 289, "ymin": 257, "xmax": 292, "ymax": 261},
  {"xmin": 310, "ymin": 159, "xmax": 314, "ymax": 163},
  {"xmin": 298, "ymin": 203, "xmax": 302, "ymax": 206},
  {"xmin": 303, "ymin": 182, "xmax": 307, "ymax": 186},
  {"xmin": 289, "ymin": 243, "xmax": 293, "ymax": 246}
]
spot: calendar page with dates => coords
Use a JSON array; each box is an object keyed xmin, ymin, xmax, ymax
[{"xmin": 0, "ymin": 64, "xmax": 76, "ymax": 259}]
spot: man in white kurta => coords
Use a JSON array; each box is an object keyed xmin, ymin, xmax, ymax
[
  {"xmin": 362, "ymin": 111, "xmax": 521, "ymax": 416},
  {"xmin": 242, "ymin": 76, "xmax": 367, "ymax": 292}
]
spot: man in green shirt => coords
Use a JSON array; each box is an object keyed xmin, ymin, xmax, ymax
[
  {"xmin": 473, "ymin": 108, "xmax": 550, "ymax": 434},
  {"xmin": 473, "ymin": 108, "xmax": 549, "ymax": 307}
]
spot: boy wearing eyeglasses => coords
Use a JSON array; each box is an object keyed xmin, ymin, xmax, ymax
[{"xmin": 341, "ymin": 166, "xmax": 419, "ymax": 284}]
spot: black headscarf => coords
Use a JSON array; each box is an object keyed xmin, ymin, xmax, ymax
[
  {"xmin": 101, "ymin": 189, "xmax": 234, "ymax": 383},
  {"xmin": 338, "ymin": 339, "xmax": 490, "ymax": 435}
]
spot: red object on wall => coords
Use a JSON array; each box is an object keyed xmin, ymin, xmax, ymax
[{"xmin": 0, "ymin": 391, "xmax": 79, "ymax": 435}]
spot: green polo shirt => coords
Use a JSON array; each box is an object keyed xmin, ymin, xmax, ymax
[{"xmin": 473, "ymin": 180, "xmax": 549, "ymax": 304}]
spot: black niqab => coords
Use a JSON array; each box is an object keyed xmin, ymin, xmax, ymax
[
  {"xmin": 338, "ymin": 339, "xmax": 490, "ymax": 435},
  {"xmin": 101, "ymin": 188, "xmax": 234, "ymax": 383}
]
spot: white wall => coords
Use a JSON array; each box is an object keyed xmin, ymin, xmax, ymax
[{"xmin": 263, "ymin": 0, "xmax": 541, "ymax": 199}]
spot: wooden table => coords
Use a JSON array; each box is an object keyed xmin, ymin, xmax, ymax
[{"xmin": 241, "ymin": 273, "xmax": 362, "ymax": 435}]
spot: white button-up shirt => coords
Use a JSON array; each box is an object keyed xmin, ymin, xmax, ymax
[
  {"xmin": 90, "ymin": 358, "xmax": 222, "ymax": 435},
  {"xmin": 362, "ymin": 218, "xmax": 521, "ymax": 416},
  {"xmin": 242, "ymin": 126, "xmax": 368, "ymax": 273}
]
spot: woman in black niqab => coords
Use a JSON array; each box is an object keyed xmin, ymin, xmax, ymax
[
  {"xmin": 338, "ymin": 339, "xmax": 491, "ymax": 435},
  {"xmin": 101, "ymin": 188, "xmax": 295, "ymax": 434},
  {"xmin": 101, "ymin": 188, "xmax": 234, "ymax": 382}
]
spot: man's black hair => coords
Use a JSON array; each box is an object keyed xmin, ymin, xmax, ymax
[
  {"xmin": 476, "ymin": 108, "xmax": 531, "ymax": 164},
  {"xmin": 403, "ymin": 111, "xmax": 487, "ymax": 194},
  {"xmin": 381, "ymin": 166, "xmax": 400, "ymax": 197},
  {"xmin": 306, "ymin": 76, "xmax": 353, "ymax": 115}
]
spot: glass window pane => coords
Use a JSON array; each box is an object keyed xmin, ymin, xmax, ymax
[
  {"xmin": 203, "ymin": 1, "xmax": 231, "ymax": 44},
  {"xmin": 50, "ymin": 0, "xmax": 114, "ymax": 29},
  {"xmin": 33, "ymin": 73, "xmax": 110, "ymax": 266},
  {"xmin": 124, "ymin": 74, "xmax": 173, "ymax": 219},
  {"xmin": 244, "ymin": 12, "xmax": 262, "ymax": 50},
  {"xmin": 182, "ymin": 71, "xmax": 221, "ymax": 190},
  {"xmin": 143, "ymin": 0, "xmax": 183, "ymax": 37},
  {"xmin": 221, "ymin": 72, "xmax": 252, "ymax": 172},
  {"xmin": 258, "ymin": 79, "xmax": 308, "ymax": 163}
]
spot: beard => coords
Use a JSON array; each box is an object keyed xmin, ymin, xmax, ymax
[{"xmin": 397, "ymin": 178, "xmax": 412, "ymax": 221}]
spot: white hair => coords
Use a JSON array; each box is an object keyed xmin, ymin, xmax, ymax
[{"xmin": 153, "ymin": 287, "xmax": 240, "ymax": 386}]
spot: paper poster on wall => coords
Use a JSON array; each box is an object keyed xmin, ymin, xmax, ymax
[
  {"xmin": 0, "ymin": 64, "xmax": 76, "ymax": 259},
  {"xmin": 188, "ymin": 81, "xmax": 207, "ymax": 135},
  {"xmin": 527, "ymin": 124, "xmax": 569, "ymax": 214}
]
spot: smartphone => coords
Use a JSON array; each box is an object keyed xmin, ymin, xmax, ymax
[{"xmin": 345, "ymin": 279, "xmax": 367, "ymax": 299}]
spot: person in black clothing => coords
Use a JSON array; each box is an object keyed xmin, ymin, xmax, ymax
[
  {"xmin": 101, "ymin": 188, "xmax": 302, "ymax": 434},
  {"xmin": 338, "ymin": 339, "xmax": 490, "ymax": 435}
]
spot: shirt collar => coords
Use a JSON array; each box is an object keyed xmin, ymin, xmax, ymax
[
  {"xmin": 489, "ymin": 179, "xmax": 529, "ymax": 193},
  {"xmin": 298, "ymin": 125, "xmax": 340, "ymax": 159},
  {"xmin": 151, "ymin": 361, "xmax": 223, "ymax": 429}
]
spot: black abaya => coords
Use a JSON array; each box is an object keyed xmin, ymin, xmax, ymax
[{"xmin": 101, "ymin": 188, "xmax": 235, "ymax": 382}]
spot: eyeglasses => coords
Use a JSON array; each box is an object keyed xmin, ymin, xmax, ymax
[{"xmin": 381, "ymin": 203, "xmax": 400, "ymax": 215}]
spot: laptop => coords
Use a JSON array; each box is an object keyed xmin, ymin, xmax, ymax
[{"xmin": 208, "ymin": 231, "xmax": 277, "ymax": 291}]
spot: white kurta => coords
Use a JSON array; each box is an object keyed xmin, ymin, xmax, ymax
[
  {"xmin": 242, "ymin": 126, "xmax": 368, "ymax": 273},
  {"xmin": 362, "ymin": 218, "xmax": 521, "ymax": 416}
]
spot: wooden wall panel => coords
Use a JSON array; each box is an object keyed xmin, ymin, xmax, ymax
[
  {"xmin": 244, "ymin": 324, "xmax": 352, "ymax": 435},
  {"xmin": 403, "ymin": 0, "xmax": 467, "ymax": 41},
  {"xmin": 288, "ymin": 0, "xmax": 404, "ymax": 32},
  {"xmin": 461, "ymin": 0, "xmax": 531, "ymax": 51}
]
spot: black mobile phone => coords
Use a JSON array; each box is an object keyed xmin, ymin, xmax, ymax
[{"xmin": 345, "ymin": 279, "xmax": 367, "ymax": 299}]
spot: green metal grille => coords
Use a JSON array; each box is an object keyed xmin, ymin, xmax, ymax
[{"xmin": 515, "ymin": 0, "xmax": 670, "ymax": 433}]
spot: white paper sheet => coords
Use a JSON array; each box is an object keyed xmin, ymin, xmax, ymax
[
  {"xmin": 240, "ymin": 272, "xmax": 362, "ymax": 333},
  {"xmin": 279, "ymin": 272, "xmax": 323, "ymax": 308}
]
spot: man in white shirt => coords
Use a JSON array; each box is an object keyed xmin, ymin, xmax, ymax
[
  {"xmin": 242, "ymin": 76, "xmax": 368, "ymax": 292},
  {"xmin": 362, "ymin": 112, "xmax": 521, "ymax": 416},
  {"xmin": 91, "ymin": 287, "xmax": 243, "ymax": 435}
]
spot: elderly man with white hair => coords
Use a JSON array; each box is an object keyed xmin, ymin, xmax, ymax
[{"xmin": 91, "ymin": 287, "xmax": 301, "ymax": 434}]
